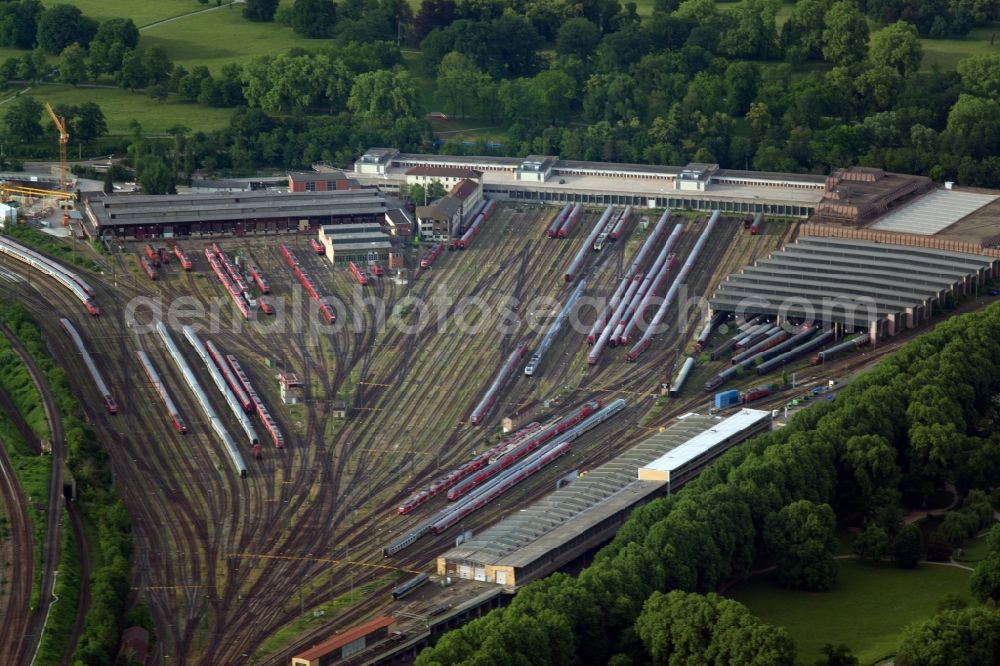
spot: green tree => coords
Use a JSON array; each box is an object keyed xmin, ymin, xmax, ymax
[
  {"xmin": 556, "ymin": 17, "xmax": 602, "ymax": 62},
  {"xmin": 765, "ymin": 500, "xmax": 839, "ymax": 591},
  {"xmin": 636, "ymin": 591, "xmax": 796, "ymax": 666},
  {"xmin": 822, "ymin": 1, "xmax": 869, "ymax": 66},
  {"xmin": 72, "ymin": 101, "xmax": 106, "ymax": 142},
  {"xmin": 971, "ymin": 555, "xmax": 1000, "ymax": 604},
  {"xmin": 0, "ymin": 0, "xmax": 43, "ymax": 50},
  {"xmin": 291, "ymin": 0, "xmax": 337, "ymax": 38},
  {"xmin": 869, "ymin": 21, "xmax": 922, "ymax": 76},
  {"xmin": 891, "ymin": 523, "xmax": 922, "ymax": 568},
  {"xmin": 841, "ymin": 434, "xmax": 901, "ymax": 513},
  {"xmin": 853, "ymin": 525, "xmax": 889, "ymax": 562},
  {"xmin": 35, "ymin": 3, "xmax": 96, "ymax": 53},
  {"xmin": 957, "ymin": 53, "xmax": 1000, "ymax": 99},
  {"xmin": 138, "ymin": 156, "xmax": 176, "ymax": 194},
  {"xmin": 409, "ymin": 182, "xmax": 426, "ymax": 205},
  {"xmin": 141, "ymin": 46, "xmax": 172, "ymax": 85},
  {"xmin": 781, "ymin": 0, "xmax": 829, "ymax": 62},
  {"xmin": 243, "ymin": 0, "xmax": 280, "ymax": 21},
  {"xmin": 347, "ymin": 69, "xmax": 419, "ymax": 121},
  {"xmin": 530, "ymin": 69, "xmax": 577, "ymax": 124},
  {"xmin": 437, "ymin": 51, "xmax": 489, "ymax": 117},
  {"xmin": 57, "ymin": 42, "xmax": 86, "ymax": 85},
  {"xmin": 117, "ymin": 49, "xmax": 147, "ymax": 90},
  {"xmin": 895, "ymin": 607, "xmax": 1000, "ymax": 666},
  {"xmin": 426, "ymin": 179, "xmax": 446, "ymax": 200},
  {"xmin": 4, "ymin": 95, "xmax": 43, "ymax": 143},
  {"xmin": 88, "ymin": 17, "xmax": 139, "ymax": 74}
]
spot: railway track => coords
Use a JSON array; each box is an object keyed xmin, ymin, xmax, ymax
[
  {"xmin": 0, "ymin": 210, "xmax": 936, "ymax": 664},
  {"xmin": 0, "ymin": 431, "xmax": 33, "ymax": 666}
]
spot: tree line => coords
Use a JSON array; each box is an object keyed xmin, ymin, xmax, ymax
[
  {"xmin": 415, "ymin": 294, "xmax": 1000, "ymax": 664},
  {"xmin": 7, "ymin": 0, "xmax": 1000, "ymax": 188}
]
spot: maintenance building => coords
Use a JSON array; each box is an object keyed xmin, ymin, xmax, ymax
[
  {"xmin": 318, "ymin": 223, "xmax": 393, "ymax": 267},
  {"xmin": 82, "ymin": 189, "xmax": 386, "ymax": 240},
  {"xmin": 709, "ymin": 237, "xmax": 1000, "ymax": 340},
  {"xmin": 437, "ymin": 409, "xmax": 772, "ymax": 588}
]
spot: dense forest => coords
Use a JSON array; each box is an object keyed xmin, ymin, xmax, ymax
[
  {"xmin": 3, "ymin": 0, "xmax": 1000, "ymax": 188},
  {"xmin": 412, "ymin": 296, "xmax": 1000, "ymax": 663}
]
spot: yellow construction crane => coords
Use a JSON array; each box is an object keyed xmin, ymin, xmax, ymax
[{"xmin": 44, "ymin": 102, "xmax": 69, "ymax": 192}]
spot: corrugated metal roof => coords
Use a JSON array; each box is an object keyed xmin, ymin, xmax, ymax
[
  {"xmin": 640, "ymin": 410, "xmax": 771, "ymax": 476},
  {"xmin": 710, "ymin": 238, "xmax": 995, "ymax": 325}
]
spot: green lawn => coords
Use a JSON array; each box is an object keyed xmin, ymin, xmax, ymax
[
  {"xmin": 920, "ymin": 27, "xmax": 1000, "ymax": 70},
  {"xmin": 728, "ymin": 560, "xmax": 974, "ymax": 665},
  {"xmin": 19, "ymin": 85, "xmax": 235, "ymax": 134},
  {"xmin": 45, "ymin": 0, "xmax": 212, "ymax": 27},
  {"xmin": 141, "ymin": 3, "xmax": 315, "ymax": 72},
  {"xmin": 956, "ymin": 529, "xmax": 998, "ymax": 564}
]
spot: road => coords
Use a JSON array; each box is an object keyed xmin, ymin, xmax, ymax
[{"xmin": 0, "ymin": 324, "xmax": 72, "ymax": 666}]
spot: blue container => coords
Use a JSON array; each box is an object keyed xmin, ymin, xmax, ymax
[{"xmin": 714, "ymin": 389, "xmax": 741, "ymax": 409}]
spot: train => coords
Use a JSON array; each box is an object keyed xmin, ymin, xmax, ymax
[
  {"xmin": 448, "ymin": 399, "xmax": 605, "ymax": 501},
  {"xmin": 626, "ymin": 210, "xmax": 721, "ymax": 362},
  {"xmin": 349, "ymin": 261, "xmax": 369, "ymax": 286},
  {"xmin": 205, "ymin": 247, "xmax": 251, "ymax": 320},
  {"xmin": 693, "ymin": 312, "xmax": 727, "ymax": 353},
  {"xmin": 249, "ymin": 265, "xmax": 270, "ymax": 293},
  {"xmin": 396, "ymin": 422, "xmax": 543, "ymax": 515},
  {"xmin": 755, "ymin": 329, "xmax": 835, "ymax": 375},
  {"xmin": 145, "ymin": 244, "xmax": 160, "ymax": 266},
  {"xmin": 280, "ymin": 244, "xmax": 337, "ymax": 323},
  {"xmin": 430, "ymin": 441, "xmax": 571, "ymax": 535},
  {"xmin": 60, "ymin": 318, "xmax": 117, "ymax": 414},
  {"xmin": 385, "ymin": 440, "xmax": 575, "ymax": 557},
  {"xmin": 173, "ymin": 246, "xmax": 193, "ymax": 270},
  {"xmin": 0, "ymin": 235, "xmax": 100, "ymax": 315},
  {"xmin": 557, "ymin": 203, "xmax": 583, "ymax": 238},
  {"xmin": 617, "ymin": 223, "xmax": 683, "ymax": 346},
  {"xmin": 135, "ymin": 350, "xmax": 187, "ymax": 433},
  {"xmin": 469, "ymin": 342, "xmax": 528, "ymax": 425},
  {"xmin": 586, "ymin": 211, "xmax": 672, "ymax": 346},
  {"xmin": 258, "ymin": 298, "xmax": 274, "ymax": 315},
  {"xmin": 157, "ymin": 322, "xmax": 251, "ymax": 474},
  {"xmin": 182, "ymin": 326, "xmax": 261, "ymax": 453},
  {"xmin": 811, "ymin": 335, "xmax": 868, "ymax": 365},
  {"xmin": 140, "ymin": 256, "xmax": 157, "ymax": 280},
  {"xmin": 158, "ymin": 247, "xmax": 170, "ymax": 264},
  {"xmin": 668, "ymin": 356, "xmax": 696, "ymax": 397},
  {"xmin": 420, "ymin": 244, "xmax": 443, "ymax": 269},
  {"xmin": 546, "ymin": 204, "xmax": 570, "ymax": 238},
  {"xmin": 391, "ymin": 573, "xmax": 429, "ymax": 600},
  {"xmin": 565, "ymin": 206, "xmax": 614, "ymax": 282},
  {"xmin": 310, "ymin": 238, "xmax": 324, "ymax": 254},
  {"xmin": 451, "ymin": 200, "xmax": 497, "ymax": 250},
  {"xmin": 227, "ymin": 354, "xmax": 284, "ymax": 449},
  {"xmin": 371, "ymin": 261, "xmax": 384, "ymax": 277},
  {"xmin": 525, "ymin": 279, "xmax": 586, "ymax": 377},
  {"xmin": 609, "ymin": 206, "xmax": 632, "ymax": 240},
  {"xmin": 388, "ymin": 402, "xmax": 621, "ymax": 553},
  {"xmin": 204, "ymin": 339, "xmax": 253, "ymax": 413},
  {"xmin": 748, "ymin": 212, "xmax": 764, "ymax": 235},
  {"xmin": 730, "ymin": 329, "xmax": 788, "ymax": 365}
]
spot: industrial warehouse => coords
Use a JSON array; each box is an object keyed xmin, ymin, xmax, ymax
[
  {"xmin": 80, "ymin": 188, "xmax": 387, "ymax": 240},
  {"xmin": 437, "ymin": 409, "xmax": 772, "ymax": 588},
  {"xmin": 354, "ymin": 149, "xmax": 932, "ymax": 221},
  {"xmin": 709, "ymin": 236, "xmax": 1000, "ymax": 340}
]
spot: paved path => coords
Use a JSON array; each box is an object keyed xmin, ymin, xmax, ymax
[{"xmin": 138, "ymin": 0, "xmax": 245, "ymax": 31}]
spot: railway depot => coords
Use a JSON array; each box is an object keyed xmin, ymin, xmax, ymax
[
  {"xmin": 710, "ymin": 237, "xmax": 1000, "ymax": 341},
  {"xmin": 437, "ymin": 409, "xmax": 772, "ymax": 589},
  {"xmin": 80, "ymin": 188, "xmax": 387, "ymax": 240},
  {"xmin": 354, "ymin": 148, "xmax": 931, "ymax": 220}
]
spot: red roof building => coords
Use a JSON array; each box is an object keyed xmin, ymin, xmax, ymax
[{"xmin": 291, "ymin": 616, "xmax": 396, "ymax": 666}]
